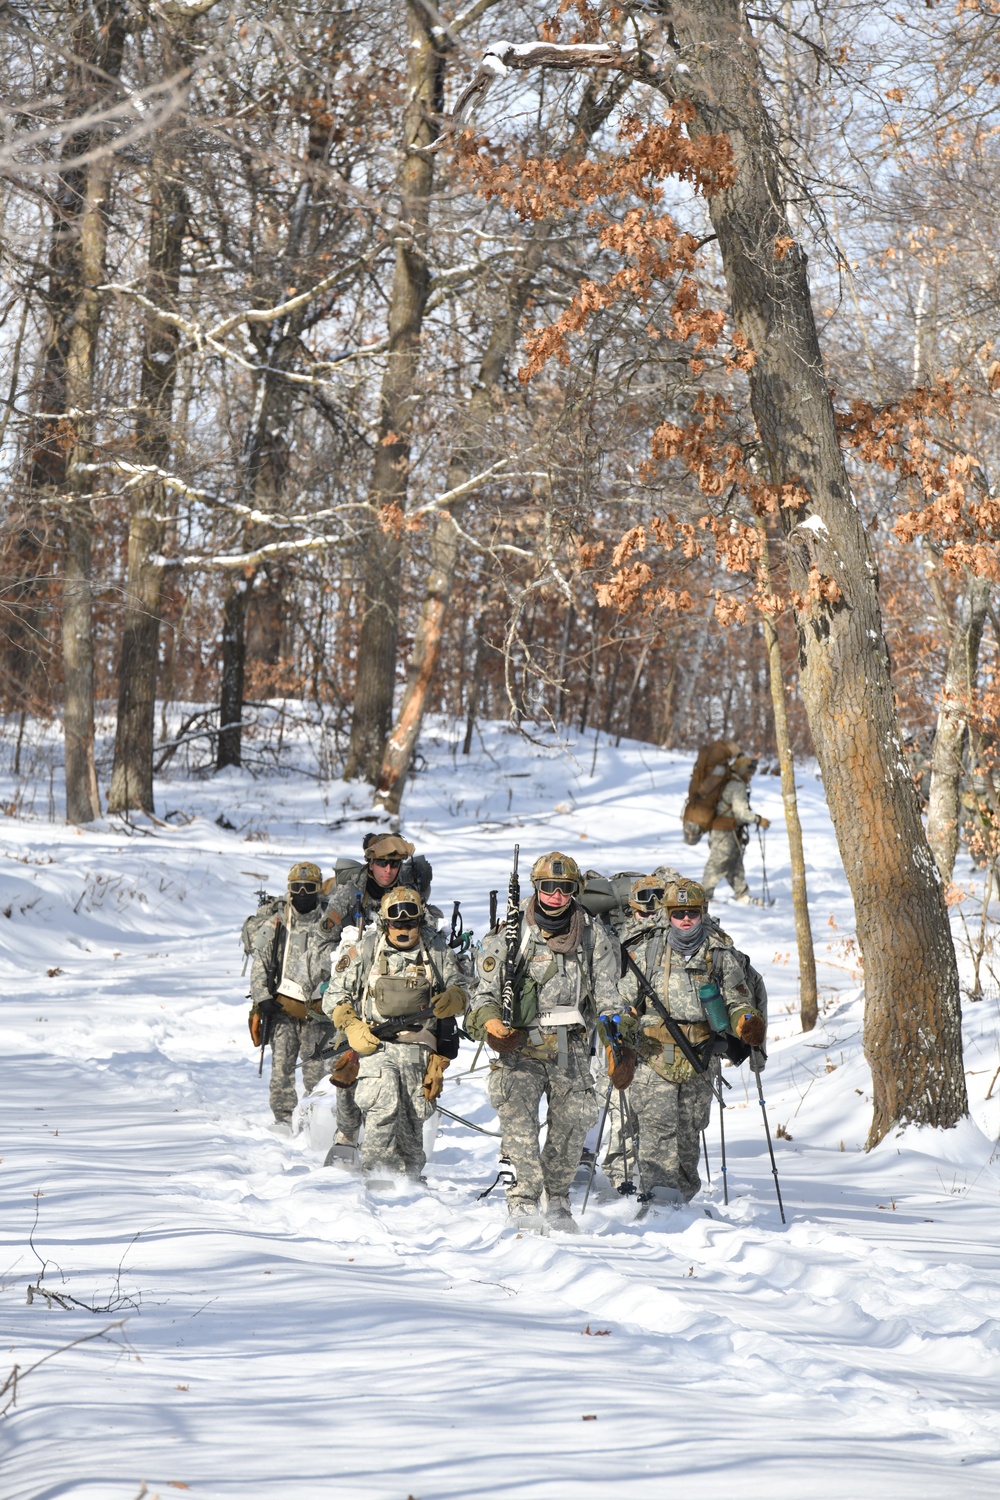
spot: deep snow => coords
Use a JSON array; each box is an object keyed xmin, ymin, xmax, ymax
[{"xmin": 2, "ymin": 716, "xmax": 999, "ymax": 1499}]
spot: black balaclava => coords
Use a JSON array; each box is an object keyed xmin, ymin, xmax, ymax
[
  {"xmin": 533, "ymin": 893, "xmax": 575, "ymax": 937},
  {"xmin": 291, "ymin": 889, "xmax": 319, "ymax": 915}
]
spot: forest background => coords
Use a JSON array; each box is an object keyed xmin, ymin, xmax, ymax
[{"xmin": 3, "ymin": 2, "xmax": 1000, "ymax": 1143}]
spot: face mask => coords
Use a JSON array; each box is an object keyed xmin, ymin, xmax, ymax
[{"xmin": 291, "ymin": 889, "xmax": 319, "ymax": 915}]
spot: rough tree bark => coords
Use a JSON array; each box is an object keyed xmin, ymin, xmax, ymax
[
  {"xmin": 664, "ymin": 0, "xmax": 966, "ymax": 1140},
  {"xmin": 924, "ymin": 562, "xmax": 991, "ymax": 884},
  {"xmin": 28, "ymin": 1, "xmax": 128, "ymax": 823}
]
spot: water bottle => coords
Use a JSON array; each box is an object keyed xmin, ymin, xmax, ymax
[{"xmin": 699, "ymin": 979, "xmax": 729, "ymax": 1034}]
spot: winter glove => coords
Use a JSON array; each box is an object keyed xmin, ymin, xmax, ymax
[
  {"xmin": 756, "ymin": 815, "xmax": 771, "ymax": 830},
  {"xmin": 331, "ymin": 1001, "xmax": 381, "ymax": 1057},
  {"xmin": 248, "ymin": 1009, "xmax": 262, "ymax": 1046},
  {"xmin": 330, "ymin": 1048, "xmax": 360, "ymax": 1088},
  {"xmin": 733, "ymin": 1008, "xmax": 766, "ymax": 1048},
  {"xmin": 605, "ymin": 1044, "xmax": 636, "ymax": 1091},
  {"xmin": 422, "ymin": 1053, "xmax": 449, "ymax": 1102},
  {"xmin": 255, "ymin": 996, "xmax": 281, "ymax": 1022},
  {"xmin": 485, "ymin": 1017, "xmax": 524, "ymax": 1054},
  {"xmin": 431, "ymin": 985, "xmax": 466, "ymax": 1019}
]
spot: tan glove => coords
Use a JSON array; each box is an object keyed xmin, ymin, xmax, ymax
[
  {"xmin": 330, "ymin": 1048, "xmax": 360, "ymax": 1088},
  {"xmin": 733, "ymin": 1008, "xmax": 766, "ymax": 1048},
  {"xmin": 248, "ymin": 1009, "xmax": 262, "ymax": 1047},
  {"xmin": 605, "ymin": 1043, "xmax": 636, "ymax": 1091},
  {"xmin": 431, "ymin": 985, "xmax": 466, "ymax": 1019},
  {"xmin": 331, "ymin": 1001, "xmax": 380, "ymax": 1056},
  {"xmin": 485, "ymin": 1017, "xmax": 524, "ymax": 1054},
  {"xmin": 422, "ymin": 1053, "xmax": 449, "ymax": 1102},
  {"xmin": 757, "ymin": 815, "xmax": 771, "ymax": 829}
]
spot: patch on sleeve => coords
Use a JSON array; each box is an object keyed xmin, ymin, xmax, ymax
[
  {"xmin": 481, "ymin": 955, "xmax": 497, "ymax": 973},
  {"xmin": 335, "ymin": 952, "xmax": 351, "ymax": 972},
  {"xmin": 735, "ymin": 982, "xmax": 750, "ymax": 997}
]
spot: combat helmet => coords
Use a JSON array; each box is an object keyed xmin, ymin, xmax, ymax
[
  {"xmin": 365, "ymin": 832, "xmax": 415, "ymax": 863},
  {"xmin": 379, "ymin": 884, "xmax": 424, "ymax": 949},
  {"xmin": 663, "ymin": 878, "xmax": 706, "ymax": 914},
  {"xmin": 287, "ymin": 860, "xmax": 322, "ymax": 892},
  {"xmin": 530, "ymin": 851, "xmax": 582, "ymax": 894},
  {"xmin": 628, "ymin": 875, "xmax": 667, "ymax": 915}
]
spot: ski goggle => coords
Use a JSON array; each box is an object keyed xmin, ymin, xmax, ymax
[
  {"xmin": 385, "ymin": 900, "xmax": 421, "ymax": 923},
  {"xmin": 632, "ymin": 886, "xmax": 665, "ymax": 908},
  {"xmin": 289, "ymin": 881, "xmax": 319, "ymax": 895},
  {"xmin": 537, "ymin": 879, "xmax": 578, "ymax": 895}
]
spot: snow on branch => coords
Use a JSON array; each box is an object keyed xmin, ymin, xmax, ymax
[{"xmin": 448, "ymin": 38, "xmax": 668, "ymax": 133}]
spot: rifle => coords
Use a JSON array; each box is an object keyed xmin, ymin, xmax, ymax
[
  {"xmin": 620, "ymin": 946, "xmax": 728, "ymax": 1105},
  {"xmin": 319, "ymin": 1006, "xmax": 438, "ymax": 1065},
  {"xmin": 500, "ymin": 845, "xmax": 520, "ymax": 1029}
]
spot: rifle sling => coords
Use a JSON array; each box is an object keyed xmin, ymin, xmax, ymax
[{"xmin": 621, "ymin": 949, "xmax": 726, "ymax": 1093}]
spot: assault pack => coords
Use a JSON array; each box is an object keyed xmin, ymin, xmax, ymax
[
  {"xmin": 682, "ymin": 739, "xmax": 741, "ymax": 845},
  {"xmin": 240, "ymin": 890, "xmax": 284, "ymax": 973},
  {"xmin": 577, "ymin": 870, "xmax": 645, "ymax": 933}
]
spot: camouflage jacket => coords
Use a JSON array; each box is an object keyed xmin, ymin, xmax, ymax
[
  {"xmin": 249, "ymin": 900, "xmax": 336, "ymax": 1017},
  {"xmin": 322, "ymin": 924, "xmax": 466, "ymax": 1036},
  {"xmin": 617, "ymin": 918, "xmax": 755, "ymax": 1080},
  {"xmin": 713, "ymin": 775, "xmax": 756, "ymax": 830},
  {"xmin": 467, "ymin": 899, "xmax": 620, "ymax": 1046}
]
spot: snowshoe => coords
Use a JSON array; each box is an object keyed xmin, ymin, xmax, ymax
[{"xmin": 323, "ymin": 1140, "xmax": 360, "ymax": 1169}]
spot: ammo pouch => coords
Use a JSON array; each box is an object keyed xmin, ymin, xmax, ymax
[{"xmin": 373, "ymin": 971, "xmax": 431, "ymax": 1018}]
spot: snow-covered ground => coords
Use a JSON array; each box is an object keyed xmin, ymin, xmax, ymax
[{"xmin": 2, "ymin": 717, "xmax": 999, "ymax": 1499}]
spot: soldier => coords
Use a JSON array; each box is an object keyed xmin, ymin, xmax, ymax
[
  {"xmin": 609, "ymin": 878, "xmax": 765, "ymax": 1206},
  {"xmin": 323, "ymin": 886, "xmax": 467, "ymax": 1181},
  {"xmin": 701, "ymin": 753, "xmax": 771, "ymax": 904},
  {"xmin": 320, "ymin": 832, "xmax": 433, "ymax": 1163},
  {"xmin": 466, "ymin": 852, "xmax": 621, "ymax": 1234},
  {"xmin": 323, "ymin": 832, "xmax": 432, "ymax": 933},
  {"xmin": 248, "ymin": 861, "xmax": 336, "ymax": 1131}
]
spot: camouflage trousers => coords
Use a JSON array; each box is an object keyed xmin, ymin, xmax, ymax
[
  {"xmin": 487, "ymin": 1037, "xmax": 598, "ymax": 1211},
  {"xmin": 604, "ymin": 1062, "xmax": 715, "ymax": 1200},
  {"xmin": 269, "ymin": 1013, "xmax": 333, "ymax": 1122},
  {"xmin": 355, "ymin": 1040, "xmax": 433, "ymax": 1176},
  {"xmin": 701, "ymin": 828, "xmax": 749, "ymax": 900}
]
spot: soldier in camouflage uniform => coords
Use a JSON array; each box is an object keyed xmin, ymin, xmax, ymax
[
  {"xmin": 610, "ymin": 878, "xmax": 765, "ymax": 1205},
  {"xmin": 599, "ymin": 875, "xmax": 670, "ymax": 1189},
  {"xmin": 248, "ymin": 861, "xmax": 337, "ymax": 1130},
  {"xmin": 466, "ymin": 852, "xmax": 621, "ymax": 1234},
  {"xmin": 322, "ymin": 886, "xmax": 467, "ymax": 1180},
  {"xmin": 323, "ymin": 833, "xmax": 432, "ymax": 932},
  {"xmin": 701, "ymin": 755, "xmax": 770, "ymax": 904},
  {"xmin": 318, "ymin": 833, "xmax": 433, "ymax": 1158}
]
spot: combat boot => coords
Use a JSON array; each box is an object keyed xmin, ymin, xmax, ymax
[{"xmin": 543, "ymin": 1195, "xmax": 582, "ymax": 1234}]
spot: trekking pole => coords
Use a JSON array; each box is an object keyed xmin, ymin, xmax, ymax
[
  {"xmin": 617, "ymin": 1091, "xmax": 637, "ymax": 1197},
  {"xmin": 435, "ymin": 1103, "xmax": 502, "ymax": 1138},
  {"xmin": 749, "ymin": 1047, "xmax": 785, "ymax": 1223},
  {"xmin": 581, "ymin": 1078, "xmax": 614, "ymax": 1214},
  {"xmin": 718, "ymin": 1092, "xmax": 729, "ymax": 1206},
  {"xmin": 757, "ymin": 825, "xmax": 771, "ymax": 906},
  {"xmin": 701, "ymin": 1131, "xmax": 711, "ymax": 1186},
  {"xmin": 621, "ymin": 1092, "xmax": 641, "ymax": 1197}
]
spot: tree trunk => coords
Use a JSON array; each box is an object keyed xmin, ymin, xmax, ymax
[
  {"xmin": 108, "ymin": 143, "xmax": 187, "ymax": 813},
  {"xmin": 28, "ymin": 2, "xmax": 128, "ymax": 822},
  {"xmin": 755, "ymin": 521, "xmax": 818, "ymax": 1029},
  {"xmin": 344, "ymin": 1, "xmax": 443, "ymax": 784},
  {"xmin": 925, "ymin": 566, "xmax": 991, "ymax": 885},
  {"xmin": 373, "ymin": 78, "xmax": 628, "ymax": 810},
  {"xmin": 218, "ymin": 578, "xmax": 250, "ymax": 769},
  {"xmin": 671, "ymin": 0, "xmax": 966, "ymax": 1141}
]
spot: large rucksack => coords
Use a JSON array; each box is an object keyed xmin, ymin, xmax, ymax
[
  {"xmin": 682, "ymin": 739, "xmax": 741, "ymax": 845},
  {"xmin": 578, "ymin": 870, "xmax": 645, "ymax": 934},
  {"xmin": 240, "ymin": 892, "xmax": 284, "ymax": 972}
]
